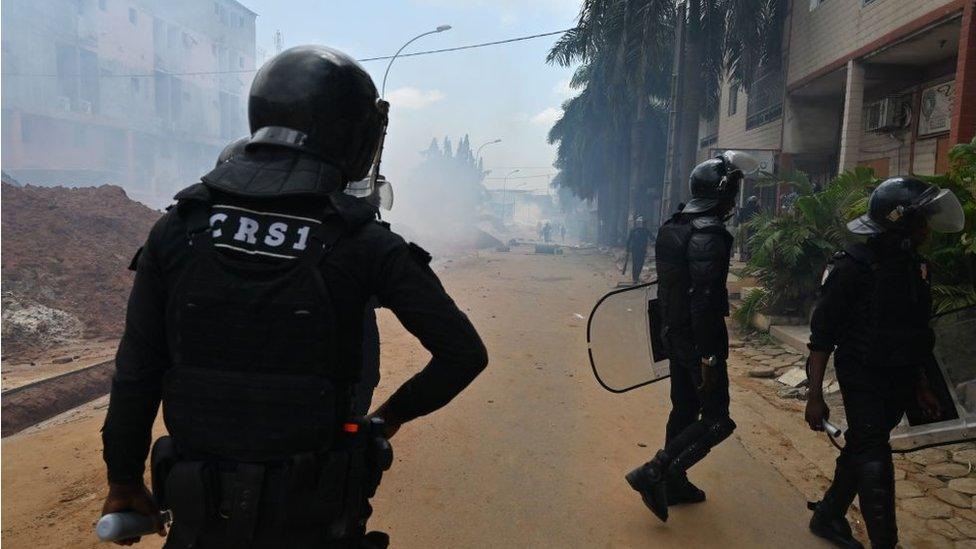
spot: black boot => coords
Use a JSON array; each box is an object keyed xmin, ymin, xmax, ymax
[
  {"xmin": 666, "ymin": 474, "xmax": 705, "ymax": 505},
  {"xmin": 626, "ymin": 451, "xmax": 670, "ymax": 522},
  {"xmin": 856, "ymin": 460, "xmax": 897, "ymax": 549},
  {"xmin": 809, "ymin": 454, "xmax": 863, "ymax": 549}
]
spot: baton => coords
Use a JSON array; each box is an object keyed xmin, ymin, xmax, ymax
[
  {"xmin": 95, "ymin": 511, "xmax": 170, "ymax": 543},
  {"xmin": 822, "ymin": 419, "xmax": 843, "ymax": 438}
]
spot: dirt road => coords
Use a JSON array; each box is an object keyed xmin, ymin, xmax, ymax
[{"xmin": 1, "ymin": 246, "xmax": 827, "ymax": 548}]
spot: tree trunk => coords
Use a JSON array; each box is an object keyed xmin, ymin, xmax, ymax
[{"xmin": 675, "ymin": 4, "xmax": 704, "ymax": 208}]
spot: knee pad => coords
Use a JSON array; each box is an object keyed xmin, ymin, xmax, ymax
[
  {"xmin": 706, "ymin": 417, "xmax": 736, "ymax": 445},
  {"xmin": 666, "ymin": 417, "xmax": 736, "ymax": 476}
]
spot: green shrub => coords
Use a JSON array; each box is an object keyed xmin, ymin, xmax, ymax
[
  {"xmin": 742, "ymin": 138, "xmax": 976, "ymax": 317},
  {"xmin": 733, "ymin": 287, "xmax": 769, "ymax": 332}
]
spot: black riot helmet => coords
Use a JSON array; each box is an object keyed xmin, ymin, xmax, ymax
[
  {"xmin": 215, "ymin": 136, "xmax": 250, "ymax": 168},
  {"xmin": 247, "ymin": 45, "xmax": 386, "ymax": 183},
  {"xmin": 684, "ymin": 151, "xmax": 759, "ymax": 214},
  {"xmin": 848, "ymin": 177, "xmax": 965, "ymax": 235}
]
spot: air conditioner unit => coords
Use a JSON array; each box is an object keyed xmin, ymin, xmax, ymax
[
  {"xmin": 57, "ymin": 96, "xmax": 71, "ymax": 112},
  {"xmin": 864, "ymin": 96, "xmax": 911, "ymax": 132},
  {"xmin": 78, "ymin": 100, "xmax": 93, "ymax": 114}
]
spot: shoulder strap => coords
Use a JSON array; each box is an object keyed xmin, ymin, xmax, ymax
[
  {"xmin": 844, "ymin": 243, "xmax": 878, "ymax": 269},
  {"xmin": 297, "ymin": 211, "xmax": 347, "ymax": 268},
  {"xmin": 176, "ymin": 198, "xmax": 214, "ymax": 249},
  {"xmin": 691, "ymin": 215, "xmax": 723, "ymax": 230}
]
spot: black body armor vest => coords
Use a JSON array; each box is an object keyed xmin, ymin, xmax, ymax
[
  {"xmin": 834, "ymin": 243, "xmax": 933, "ymax": 368},
  {"xmin": 163, "ymin": 196, "xmax": 349, "ymax": 462},
  {"xmin": 654, "ymin": 215, "xmax": 731, "ymax": 337}
]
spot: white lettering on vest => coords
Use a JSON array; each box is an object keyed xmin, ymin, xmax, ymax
[
  {"xmin": 234, "ymin": 216, "xmax": 259, "ymax": 244},
  {"xmin": 264, "ymin": 221, "xmax": 288, "ymax": 247},
  {"xmin": 209, "ymin": 213, "xmax": 228, "ymax": 238},
  {"xmin": 293, "ymin": 225, "xmax": 310, "ymax": 251}
]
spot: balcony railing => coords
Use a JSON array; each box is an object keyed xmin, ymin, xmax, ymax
[{"xmin": 746, "ymin": 68, "xmax": 783, "ymax": 130}]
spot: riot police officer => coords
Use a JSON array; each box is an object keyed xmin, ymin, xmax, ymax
[
  {"xmin": 626, "ymin": 152, "xmax": 757, "ymax": 522},
  {"xmin": 214, "ymin": 137, "xmax": 385, "ymax": 418},
  {"xmin": 805, "ymin": 177, "xmax": 964, "ymax": 548},
  {"xmin": 99, "ymin": 45, "xmax": 488, "ymax": 548}
]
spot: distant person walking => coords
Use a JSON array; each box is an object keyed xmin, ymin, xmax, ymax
[
  {"xmin": 560, "ymin": 224, "xmax": 567, "ymax": 242},
  {"xmin": 625, "ymin": 216, "xmax": 652, "ymax": 284},
  {"xmin": 543, "ymin": 222, "xmax": 553, "ymax": 243}
]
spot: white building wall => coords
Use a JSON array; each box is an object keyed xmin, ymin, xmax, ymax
[{"xmin": 788, "ymin": 0, "xmax": 959, "ymax": 86}]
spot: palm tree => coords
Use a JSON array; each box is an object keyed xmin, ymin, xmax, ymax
[
  {"xmin": 548, "ymin": 0, "xmax": 674, "ymax": 244},
  {"xmin": 671, "ymin": 0, "xmax": 786, "ymax": 208}
]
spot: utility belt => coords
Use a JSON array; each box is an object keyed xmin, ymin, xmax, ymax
[{"xmin": 151, "ymin": 417, "xmax": 393, "ymax": 548}]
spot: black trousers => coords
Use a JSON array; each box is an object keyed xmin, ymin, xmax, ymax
[
  {"xmin": 824, "ymin": 360, "xmax": 916, "ymax": 548},
  {"xmin": 663, "ymin": 355, "xmax": 732, "ymax": 467},
  {"xmin": 836, "ymin": 362, "xmax": 914, "ymax": 464},
  {"xmin": 631, "ymin": 249, "xmax": 646, "ymax": 284}
]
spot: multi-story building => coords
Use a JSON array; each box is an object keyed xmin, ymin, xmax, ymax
[
  {"xmin": 678, "ymin": 0, "xmax": 975, "ymax": 214},
  {"xmin": 1, "ymin": 0, "xmax": 256, "ymax": 206}
]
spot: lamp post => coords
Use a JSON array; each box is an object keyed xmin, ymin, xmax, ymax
[
  {"xmin": 476, "ymin": 138, "xmax": 502, "ymax": 159},
  {"xmin": 381, "ymin": 25, "xmax": 452, "ymax": 98},
  {"xmin": 502, "ymin": 169, "xmax": 520, "ymax": 222}
]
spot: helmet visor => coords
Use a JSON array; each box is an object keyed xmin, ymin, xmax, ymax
[
  {"xmin": 920, "ymin": 188, "xmax": 965, "ymax": 233},
  {"xmin": 722, "ymin": 150, "xmax": 761, "ymax": 175},
  {"xmin": 377, "ymin": 178, "xmax": 394, "ymax": 211},
  {"xmin": 344, "ymin": 177, "xmax": 373, "ymax": 199},
  {"xmin": 847, "ymin": 213, "xmax": 885, "ymax": 235}
]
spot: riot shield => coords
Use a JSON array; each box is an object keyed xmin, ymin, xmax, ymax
[
  {"xmin": 891, "ymin": 306, "xmax": 976, "ymax": 452},
  {"xmin": 586, "ymin": 281, "xmax": 670, "ymax": 393}
]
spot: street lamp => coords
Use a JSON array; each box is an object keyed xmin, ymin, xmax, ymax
[
  {"xmin": 502, "ymin": 169, "xmax": 520, "ymax": 222},
  {"xmin": 476, "ymin": 138, "xmax": 502, "ymax": 159},
  {"xmin": 381, "ymin": 25, "xmax": 452, "ymax": 98}
]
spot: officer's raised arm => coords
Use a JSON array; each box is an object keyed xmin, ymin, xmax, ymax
[{"xmin": 367, "ymin": 234, "xmax": 489, "ymax": 434}]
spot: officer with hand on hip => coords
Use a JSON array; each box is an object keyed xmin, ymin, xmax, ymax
[
  {"xmin": 805, "ymin": 177, "xmax": 964, "ymax": 549},
  {"xmin": 626, "ymin": 152, "xmax": 756, "ymax": 522},
  {"xmin": 99, "ymin": 45, "xmax": 488, "ymax": 548}
]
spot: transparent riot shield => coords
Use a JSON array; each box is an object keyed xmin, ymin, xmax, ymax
[
  {"xmin": 586, "ymin": 281, "xmax": 670, "ymax": 393},
  {"xmin": 891, "ymin": 306, "xmax": 976, "ymax": 452}
]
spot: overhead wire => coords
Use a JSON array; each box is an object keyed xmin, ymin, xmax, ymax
[{"xmin": 1, "ymin": 29, "xmax": 571, "ymax": 79}]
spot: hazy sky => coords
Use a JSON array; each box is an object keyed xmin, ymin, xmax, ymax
[{"xmin": 242, "ymin": 0, "xmax": 581, "ymax": 192}]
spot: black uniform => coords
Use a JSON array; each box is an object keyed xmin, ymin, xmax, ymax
[
  {"xmin": 102, "ymin": 149, "xmax": 488, "ymax": 547},
  {"xmin": 808, "ymin": 238, "xmax": 940, "ymax": 547},
  {"xmin": 625, "ymin": 226, "xmax": 651, "ymax": 284},
  {"xmin": 353, "ymin": 298, "xmax": 382, "ymax": 416},
  {"xmin": 654, "ymin": 212, "xmax": 735, "ymax": 464}
]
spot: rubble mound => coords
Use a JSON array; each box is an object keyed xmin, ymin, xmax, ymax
[
  {"xmin": 1, "ymin": 293, "xmax": 85, "ymax": 349},
  {"xmin": 1, "ymin": 183, "xmax": 161, "ymax": 352}
]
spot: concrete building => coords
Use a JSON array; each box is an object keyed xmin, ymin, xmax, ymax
[
  {"xmin": 684, "ymin": 0, "xmax": 976, "ymax": 213},
  {"xmin": 1, "ymin": 0, "xmax": 256, "ymax": 206}
]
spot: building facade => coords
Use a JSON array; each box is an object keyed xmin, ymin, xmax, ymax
[
  {"xmin": 1, "ymin": 0, "xmax": 256, "ymax": 206},
  {"xmin": 686, "ymin": 0, "xmax": 975, "ymax": 213}
]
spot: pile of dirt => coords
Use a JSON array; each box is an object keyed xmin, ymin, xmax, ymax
[{"xmin": 1, "ymin": 183, "xmax": 161, "ymax": 353}]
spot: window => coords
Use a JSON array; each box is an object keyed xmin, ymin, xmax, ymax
[
  {"xmin": 211, "ymin": 43, "xmax": 217, "ymax": 55},
  {"xmin": 238, "ymin": 55, "xmax": 244, "ymax": 68},
  {"xmin": 728, "ymin": 84, "xmax": 739, "ymax": 117},
  {"xmin": 130, "ymin": 77, "xmax": 140, "ymax": 93},
  {"xmin": 214, "ymin": 2, "xmax": 220, "ymax": 15},
  {"xmin": 746, "ymin": 67, "xmax": 783, "ymax": 130},
  {"xmin": 128, "ymin": 7, "xmax": 137, "ymax": 24},
  {"xmin": 99, "ymin": 0, "xmax": 106, "ymax": 10}
]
